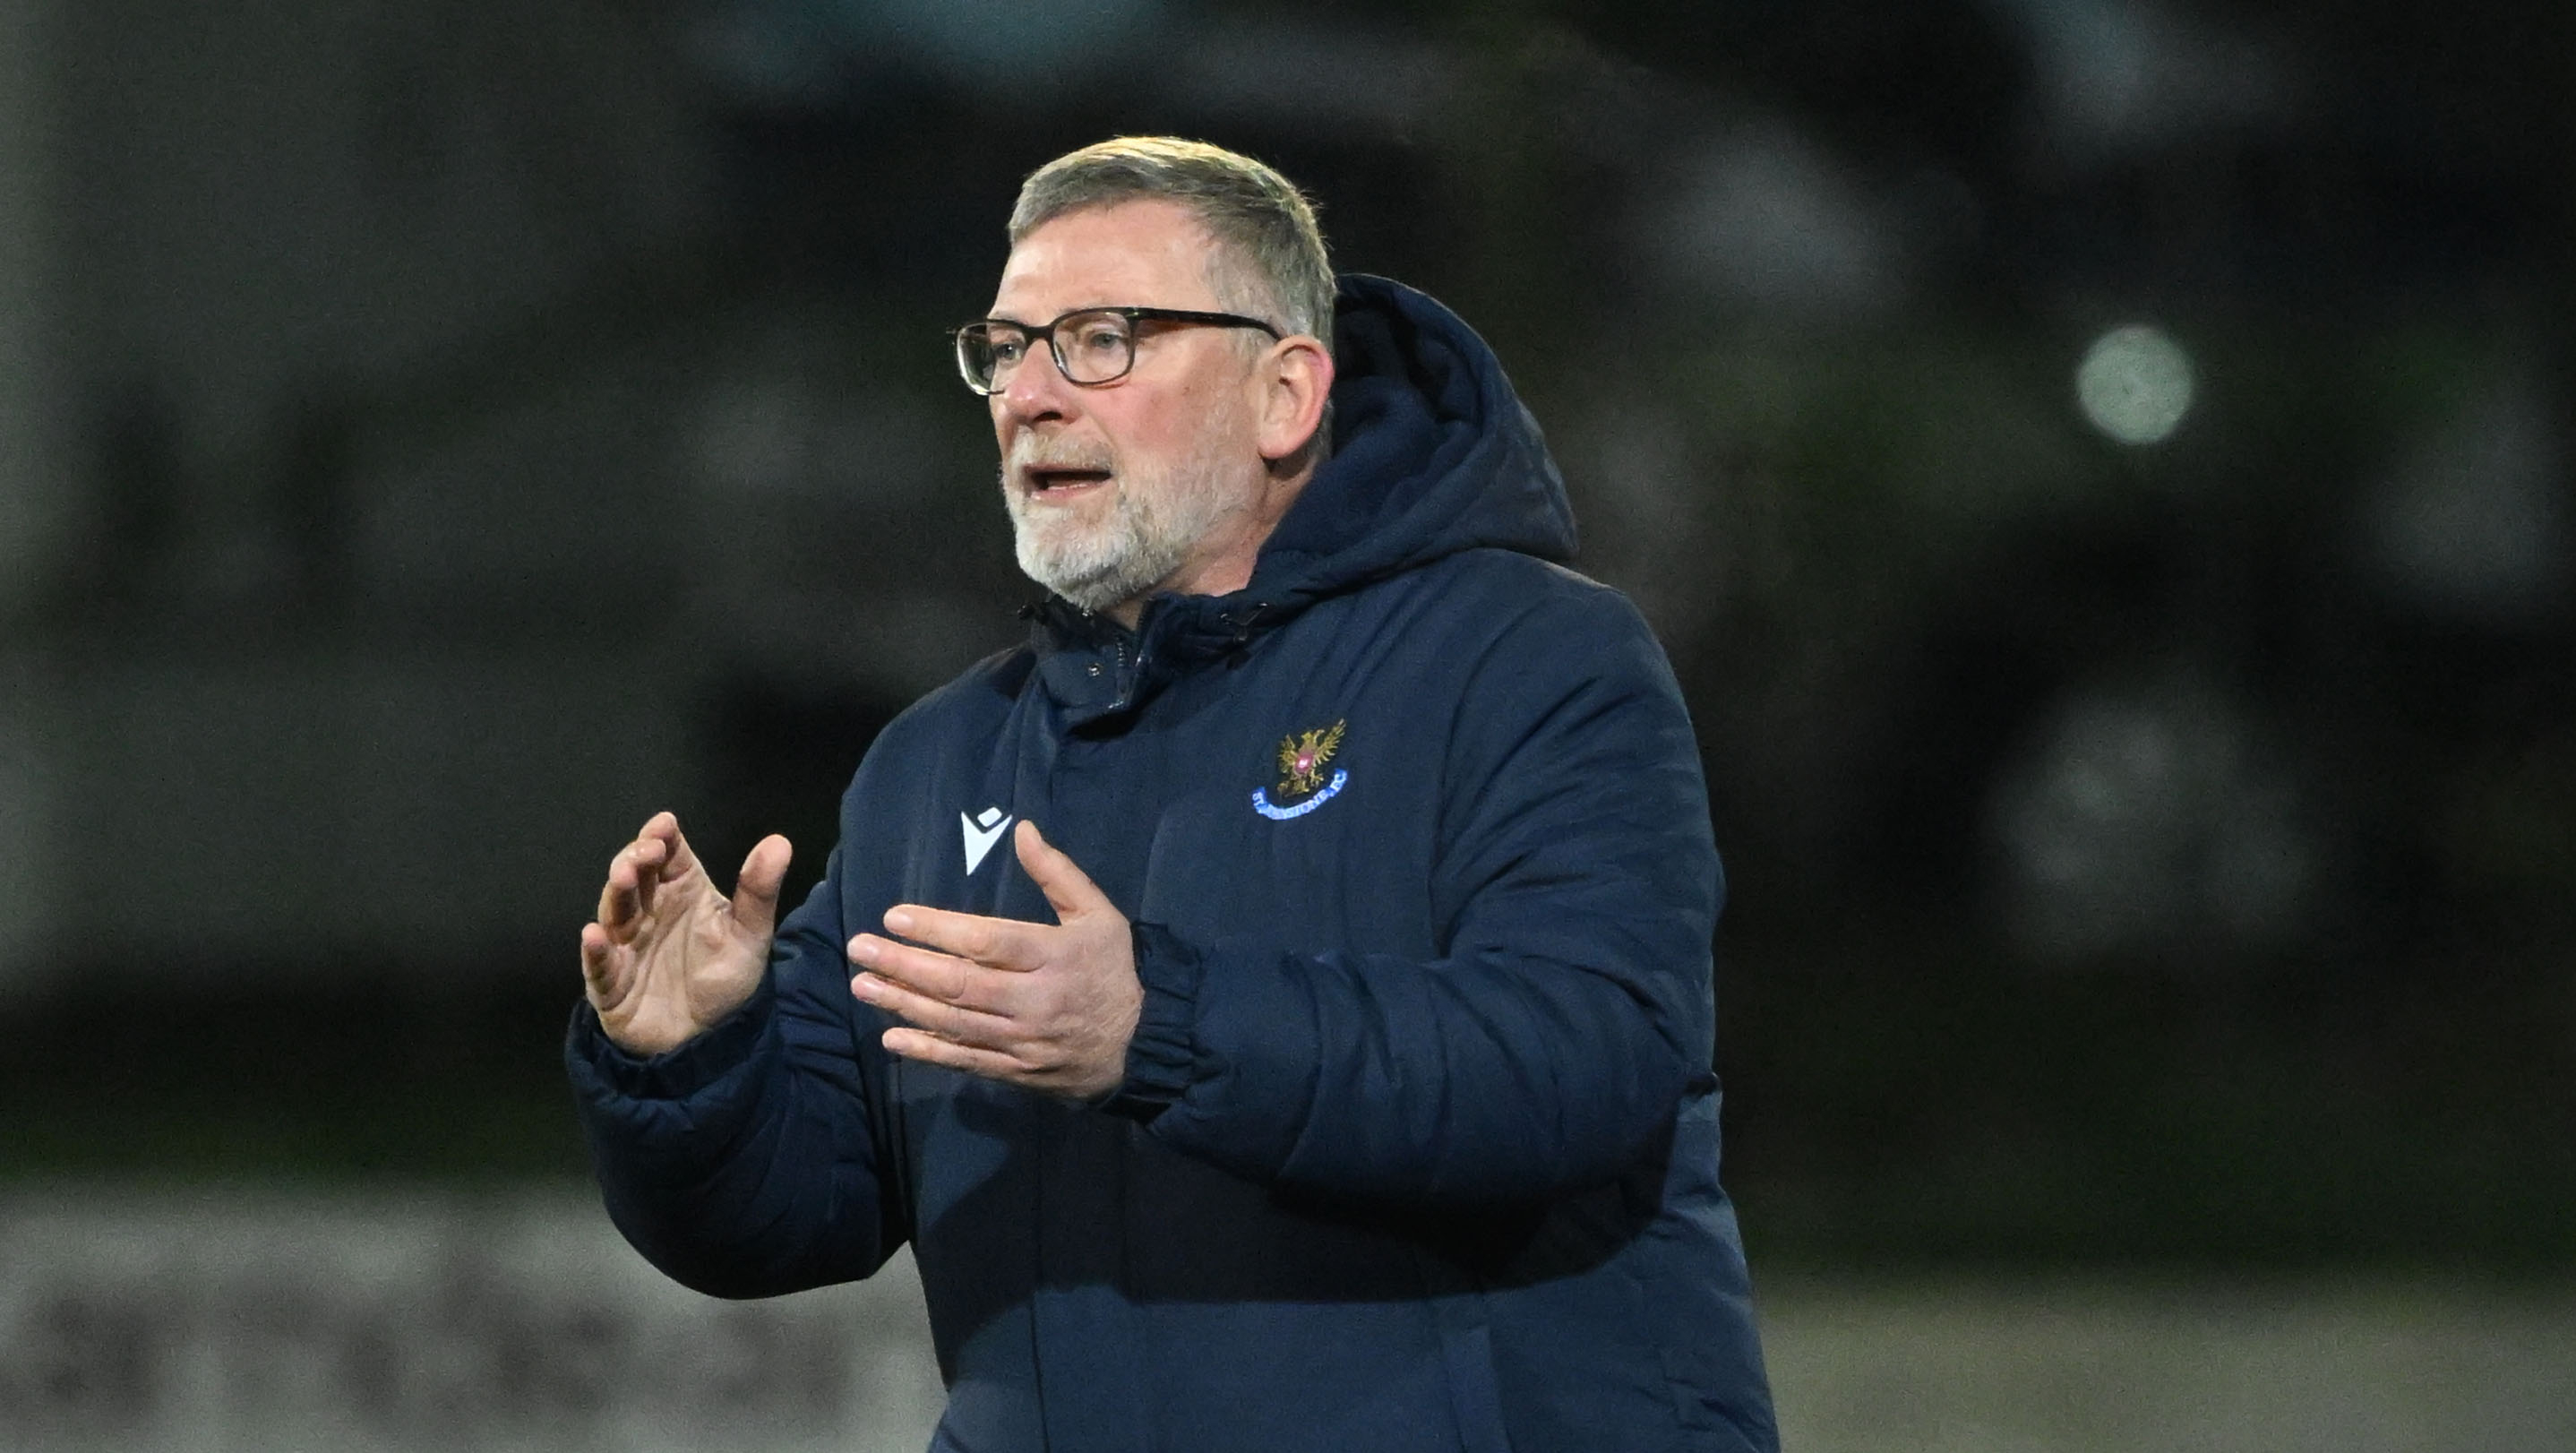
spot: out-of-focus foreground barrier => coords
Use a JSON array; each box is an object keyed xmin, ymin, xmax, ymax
[
  {"xmin": 2, "ymin": 1190, "xmax": 2569, "ymax": 1452},
  {"xmin": 0, "ymin": 1190, "xmax": 945, "ymax": 1453}
]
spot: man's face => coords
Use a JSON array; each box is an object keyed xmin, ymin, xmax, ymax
[{"xmin": 987, "ymin": 199, "xmax": 1271, "ymax": 616}]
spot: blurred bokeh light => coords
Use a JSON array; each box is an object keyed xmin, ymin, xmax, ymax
[{"xmin": 2076, "ymin": 323, "xmax": 2194, "ymax": 444}]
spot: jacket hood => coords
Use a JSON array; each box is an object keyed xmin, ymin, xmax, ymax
[{"xmin": 1251, "ymin": 273, "xmax": 1576, "ymax": 603}]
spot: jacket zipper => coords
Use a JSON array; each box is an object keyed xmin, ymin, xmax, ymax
[{"xmin": 1109, "ymin": 634, "xmax": 1135, "ymax": 711}]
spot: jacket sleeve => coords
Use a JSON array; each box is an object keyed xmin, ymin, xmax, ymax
[
  {"xmin": 564, "ymin": 838, "xmax": 905, "ymax": 1298},
  {"xmin": 1104, "ymin": 586, "xmax": 1722, "ymax": 1208}
]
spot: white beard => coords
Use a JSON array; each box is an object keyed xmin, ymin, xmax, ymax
[{"xmin": 1005, "ymin": 417, "xmax": 1250, "ymax": 615}]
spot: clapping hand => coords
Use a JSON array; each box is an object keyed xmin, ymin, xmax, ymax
[
  {"xmin": 580, "ymin": 812, "xmax": 792, "ymax": 1056},
  {"xmin": 848, "ymin": 821, "xmax": 1142, "ymax": 1100}
]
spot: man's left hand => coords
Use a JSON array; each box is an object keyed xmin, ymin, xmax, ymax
[{"xmin": 849, "ymin": 820, "xmax": 1142, "ymax": 1100}]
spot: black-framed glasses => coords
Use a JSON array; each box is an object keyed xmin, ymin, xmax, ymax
[{"xmin": 952, "ymin": 305, "xmax": 1282, "ymax": 395}]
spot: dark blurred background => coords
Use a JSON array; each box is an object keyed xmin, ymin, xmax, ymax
[{"xmin": 0, "ymin": 0, "xmax": 2570, "ymax": 1446}]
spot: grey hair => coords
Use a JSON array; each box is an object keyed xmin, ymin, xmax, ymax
[{"xmin": 1008, "ymin": 137, "xmax": 1335, "ymax": 347}]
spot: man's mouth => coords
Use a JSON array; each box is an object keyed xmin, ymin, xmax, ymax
[{"xmin": 1021, "ymin": 465, "xmax": 1113, "ymax": 499}]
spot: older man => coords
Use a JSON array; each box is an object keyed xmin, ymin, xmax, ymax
[{"xmin": 569, "ymin": 137, "xmax": 1777, "ymax": 1453}]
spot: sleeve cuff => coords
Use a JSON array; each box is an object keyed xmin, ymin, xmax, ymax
[
  {"xmin": 1096, "ymin": 920, "xmax": 1203, "ymax": 1122},
  {"xmin": 565, "ymin": 971, "xmax": 778, "ymax": 1103}
]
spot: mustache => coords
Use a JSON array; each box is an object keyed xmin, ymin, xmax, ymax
[{"xmin": 1007, "ymin": 439, "xmax": 1115, "ymax": 475}]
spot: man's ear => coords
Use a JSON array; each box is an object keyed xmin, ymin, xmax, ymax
[{"xmin": 1255, "ymin": 335, "xmax": 1335, "ymax": 466}]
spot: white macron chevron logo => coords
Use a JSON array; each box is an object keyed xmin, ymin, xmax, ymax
[{"xmin": 960, "ymin": 806, "xmax": 1013, "ymax": 873}]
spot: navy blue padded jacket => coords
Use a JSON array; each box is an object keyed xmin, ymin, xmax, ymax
[{"xmin": 567, "ymin": 275, "xmax": 1779, "ymax": 1453}]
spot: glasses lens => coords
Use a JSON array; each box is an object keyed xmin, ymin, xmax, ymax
[
  {"xmin": 955, "ymin": 323, "xmax": 1011, "ymax": 393},
  {"xmin": 1053, "ymin": 310, "xmax": 1134, "ymax": 385}
]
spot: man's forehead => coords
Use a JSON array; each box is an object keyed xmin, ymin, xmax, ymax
[{"xmin": 991, "ymin": 198, "xmax": 1224, "ymax": 314}]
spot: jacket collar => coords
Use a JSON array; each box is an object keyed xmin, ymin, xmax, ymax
[{"xmin": 1025, "ymin": 590, "xmax": 1283, "ymax": 726}]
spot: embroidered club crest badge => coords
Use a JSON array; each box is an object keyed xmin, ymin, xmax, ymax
[{"xmin": 1252, "ymin": 719, "xmax": 1348, "ymax": 821}]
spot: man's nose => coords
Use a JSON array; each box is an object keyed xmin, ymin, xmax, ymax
[{"xmin": 996, "ymin": 348, "xmax": 1078, "ymax": 426}]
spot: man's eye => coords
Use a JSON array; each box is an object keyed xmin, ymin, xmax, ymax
[
  {"xmin": 1074, "ymin": 324, "xmax": 1127, "ymax": 354},
  {"xmin": 987, "ymin": 334, "xmax": 1027, "ymax": 363}
]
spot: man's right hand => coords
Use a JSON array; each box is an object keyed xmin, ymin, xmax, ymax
[{"xmin": 580, "ymin": 812, "xmax": 792, "ymax": 1057}]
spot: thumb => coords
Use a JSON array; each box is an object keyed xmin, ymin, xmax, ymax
[
  {"xmin": 1014, "ymin": 820, "xmax": 1113, "ymax": 924},
  {"xmin": 729, "ymin": 834, "xmax": 794, "ymax": 941}
]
